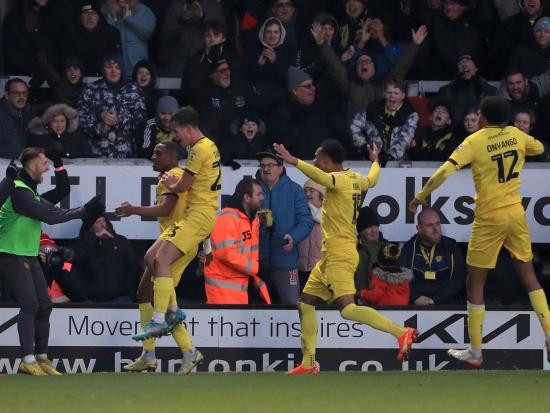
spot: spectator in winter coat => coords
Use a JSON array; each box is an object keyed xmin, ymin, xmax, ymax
[
  {"xmin": 0, "ymin": 79, "xmax": 35, "ymax": 159},
  {"xmin": 247, "ymin": 17, "xmax": 294, "ymax": 107},
  {"xmin": 78, "ymin": 53, "xmax": 146, "ymax": 158},
  {"xmin": 298, "ymin": 179, "xmax": 324, "ymax": 292},
  {"xmin": 429, "ymin": 0, "xmax": 485, "ymax": 78},
  {"xmin": 510, "ymin": 16, "xmax": 550, "ymax": 78},
  {"xmin": 73, "ymin": 214, "xmax": 141, "ymax": 303},
  {"xmin": 132, "ymin": 59, "xmax": 160, "ymax": 118},
  {"xmin": 435, "ymin": 54, "xmax": 498, "ymax": 126},
  {"xmin": 220, "ymin": 112, "xmax": 272, "ymax": 167},
  {"xmin": 157, "ymin": 0, "xmax": 224, "ymax": 76},
  {"xmin": 358, "ymin": 243, "xmax": 413, "ymax": 306},
  {"xmin": 102, "ymin": 0, "xmax": 156, "ymax": 78},
  {"xmin": 2, "ymin": 0, "xmax": 61, "ymax": 80},
  {"xmin": 350, "ymin": 77, "xmax": 419, "ymax": 164},
  {"xmin": 311, "ymin": 20, "xmax": 427, "ymax": 123},
  {"xmin": 255, "ymin": 148, "xmax": 313, "ymax": 304},
  {"xmin": 267, "ymin": 67, "xmax": 338, "ymax": 159},
  {"xmin": 140, "ymin": 95, "xmax": 183, "ymax": 159},
  {"xmin": 399, "ymin": 208, "xmax": 466, "ymax": 305},
  {"xmin": 62, "ymin": 0, "xmax": 122, "ymax": 76},
  {"xmin": 410, "ymin": 100, "xmax": 456, "ymax": 161},
  {"xmin": 27, "ymin": 103, "xmax": 93, "ymax": 158},
  {"xmin": 354, "ymin": 205, "xmax": 385, "ymax": 293}
]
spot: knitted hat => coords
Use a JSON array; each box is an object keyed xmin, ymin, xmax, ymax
[
  {"xmin": 378, "ymin": 243, "xmax": 401, "ymax": 266},
  {"xmin": 535, "ymin": 17, "xmax": 550, "ymax": 31},
  {"xmin": 80, "ymin": 0, "xmax": 101, "ymax": 14},
  {"xmin": 356, "ymin": 206, "xmax": 380, "ymax": 233},
  {"xmin": 442, "ymin": 0, "xmax": 471, "ymax": 6},
  {"xmin": 287, "ymin": 67, "xmax": 312, "ymax": 91},
  {"xmin": 156, "ymin": 96, "xmax": 179, "ymax": 114},
  {"xmin": 376, "ymin": 242, "xmax": 403, "ymax": 273},
  {"xmin": 303, "ymin": 179, "xmax": 325, "ymax": 196}
]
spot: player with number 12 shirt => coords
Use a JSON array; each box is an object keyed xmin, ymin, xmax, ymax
[
  {"xmin": 273, "ymin": 139, "xmax": 418, "ymax": 375},
  {"xmin": 410, "ymin": 96, "xmax": 550, "ymax": 367}
]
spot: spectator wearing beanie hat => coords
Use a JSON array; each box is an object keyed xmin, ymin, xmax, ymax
[
  {"xmin": 509, "ymin": 16, "xmax": 550, "ymax": 79},
  {"xmin": 62, "ymin": 0, "xmax": 122, "ymax": 77},
  {"xmin": 354, "ymin": 205, "xmax": 386, "ymax": 293},
  {"xmin": 298, "ymin": 179, "xmax": 325, "ymax": 291},
  {"xmin": 220, "ymin": 112, "xmax": 272, "ymax": 168},
  {"xmin": 436, "ymin": 54, "xmax": 497, "ymax": 125},
  {"xmin": 266, "ymin": 67, "xmax": 336, "ymax": 159},
  {"xmin": 190, "ymin": 44, "xmax": 259, "ymax": 146},
  {"xmin": 139, "ymin": 95, "xmax": 184, "ymax": 159},
  {"xmin": 132, "ymin": 59, "xmax": 159, "ymax": 118},
  {"xmin": 358, "ymin": 242, "xmax": 413, "ymax": 306}
]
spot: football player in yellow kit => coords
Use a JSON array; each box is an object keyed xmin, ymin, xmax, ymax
[
  {"xmin": 131, "ymin": 107, "xmax": 221, "ymax": 374},
  {"xmin": 274, "ymin": 139, "xmax": 417, "ymax": 374},
  {"xmin": 410, "ymin": 96, "xmax": 550, "ymax": 367}
]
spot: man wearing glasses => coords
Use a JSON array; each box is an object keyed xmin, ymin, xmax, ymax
[
  {"xmin": 0, "ymin": 79, "xmax": 34, "ymax": 159},
  {"xmin": 255, "ymin": 148, "xmax": 313, "ymax": 304}
]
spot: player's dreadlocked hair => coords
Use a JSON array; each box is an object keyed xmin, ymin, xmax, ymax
[{"xmin": 320, "ymin": 139, "xmax": 346, "ymax": 164}]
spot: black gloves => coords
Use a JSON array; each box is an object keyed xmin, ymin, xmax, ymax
[
  {"xmin": 83, "ymin": 195, "xmax": 105, "ymax": 223},
  {"xmin": 5, "ymin": 161, "xmax": 19, "ymax": 180},
  {"xmin": 222, "ymin": 159, "xmax": 241, "ymax": 170},
  {"xmin": 46, "ymin": 142, "xmax": 65, "ymax": 168}
]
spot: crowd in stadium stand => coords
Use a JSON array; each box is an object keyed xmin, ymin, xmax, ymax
[{"xmin": 1, "ymin": 0, "xmax": 550, "ymax": 304}]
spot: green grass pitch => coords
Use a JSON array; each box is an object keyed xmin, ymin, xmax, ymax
[{"xmin": 1, "ymin": 371, "xmax": 550, "ymax": 413}]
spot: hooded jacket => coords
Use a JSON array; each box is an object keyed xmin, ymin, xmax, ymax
[
  {"xmin": 27, "ymin": 104, "xmax": 93, "ymax": 158},
  {"xmin": 256, "ymin": 170, "xmax": 313, "ymax": 270},
  {"xmin": 132, "ymin": 59, "xmax": 159, "ymax": 118},
  {"xmin": 74, "ymin": 217, "xmax": 141, "ymax": 302}
]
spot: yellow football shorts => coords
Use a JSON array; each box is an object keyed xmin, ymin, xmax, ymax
[
  {"xmin": 170, "ymin": 243, "xmax": 199, "ymax": 286},
  {"xmin": 302, "ymin": 250, "xmax": 359, "ymax": 303},
  {"xmin": 467, "ymin": 203, "xmax": 533, "ymax": 268},
  {"xmin": 160, "ymin": 209, "xmax": 215, "ymax": 260}
]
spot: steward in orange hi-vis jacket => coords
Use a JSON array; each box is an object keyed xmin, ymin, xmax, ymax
[{"xmin": 204, "ymin": 195, "xmax": 271, "ymax": 304}]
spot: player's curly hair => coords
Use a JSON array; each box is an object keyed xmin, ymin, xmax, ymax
[
  {"xmin": 320, "ymin": 139, "xmax": 346, "ymax": 164},
  {"xmin": 479, "ymin": 96, "xmax": 511, "ymax": 125}
]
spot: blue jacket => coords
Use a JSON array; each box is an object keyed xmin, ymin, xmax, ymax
[
  {"xmin": 103, "ymin": 4, "xmax": 156, "ymax": 78},
  {"xmin": 257, "ymin": 171, "xmax": 313, "ymax": 270}
]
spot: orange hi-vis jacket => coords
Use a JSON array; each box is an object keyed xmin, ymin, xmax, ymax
[{"xmin": 204, "ymin": 204, "xmax": 271, "ymax": 304}]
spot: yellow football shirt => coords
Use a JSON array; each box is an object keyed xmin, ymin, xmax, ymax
[
  {"xmin": 424, "ymin": 126, "xmax": 544, "ymax": 215},
  {"xmin": 296, "ymin": 160, "xmax": 380, "ymax": 252},
  {"xmin": 184, "ymin": 137, "xmax": 221, "ymax": 212},
  {"xmin": 156, "ymin": 166, "xmax": 187, "ymax": 233}
]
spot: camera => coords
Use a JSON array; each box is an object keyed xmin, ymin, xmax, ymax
[{"xmin": 41, "ymin": 246, "xmax": 74, "ymax": 272}]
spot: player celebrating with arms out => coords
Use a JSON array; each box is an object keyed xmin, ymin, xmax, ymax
[
  {"xmin": 131, "ymin": 107, "xmax": 222, "ymax": 374},
  {"xmin": 116, "ymin": 142, "xmax": 200, "ymax": 373},
  {"xmin": 410, "ymin": 96, "xmax": 550, "ymax": 367},
  {"xmin": 273, "ymin": 140, "xmax": 418, "ymax": 374}
]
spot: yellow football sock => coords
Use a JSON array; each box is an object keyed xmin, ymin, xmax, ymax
[
  {"xmin": 529, "ymin": 289, "xmax": 550, "ymax": 336},
  {"xmin": 298, "ymin": 302, "xmax": 317, "ymax": 368},
  {"xmin": 153, "ymin": 277, "xmax": 174, "ymax": 315},
  {"xmin": 172, "ymin": 323, "xmax": 193, "ymax": 352},
  {"xmin": 467, "ymin": 302, "xmax": 485, "ymax": 350},
  {"xmin": 139, "ymin": 303, "xmax": 156, "ymax": 351},
  {"xmin": 341, "ymin": 304, "xmax": 405, "ymax": 338}
]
